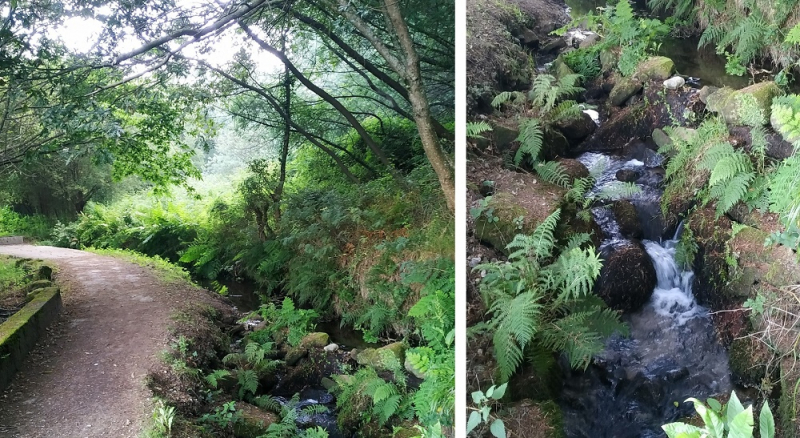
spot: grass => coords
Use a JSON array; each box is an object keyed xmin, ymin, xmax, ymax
[
  {"xmin": 85, "ymin": 247, "xmax": 194, "ymax": 286},
  {"xmin": 0, "ymin": 256, "xmax": 53, "ymax": 315},
  {"xmin": 0, "ymin": 206, "xmax": 53, "ymax": 241}
]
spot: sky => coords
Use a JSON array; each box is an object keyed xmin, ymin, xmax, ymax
[{"xmin": 54, "ymin": 2, "xmax": 281, "ymax": 73}]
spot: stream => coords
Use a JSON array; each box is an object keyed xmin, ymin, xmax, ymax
[{"xmin": 557, "ymin": 143, "xmax": 732, "ymax": 437}]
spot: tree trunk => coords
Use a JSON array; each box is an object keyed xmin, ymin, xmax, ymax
[{"xmin": 381, "ymin": 1, "xmax": 455, "ymax": 213}]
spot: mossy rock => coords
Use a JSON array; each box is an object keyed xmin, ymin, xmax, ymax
[
  {"xmin": 36, "ymin": 265, "xmax": 53, "ymax": 280},
  {"xmin": 552, "ymin": 56, "xmax": 575, "ymax": 80},
  {"xmin": 473, "ymin": 181, "xmax": 566, "ymax": 253},
  {"xmin": 706, "ymin": 82, "xmax": 781, "ymax": 125},
  {"xmin": 594, "ymin": 241, "xmax": 657, "ymax": 313},
  {"xmin": 600, "ymin": 50, "xmax": 619, "ymax": 72},
  {"xmin": 356, "ymin": 342, "xmax": 406, "ymax": 370},
  {"xmin": 652, "ymin": 128, "xmax": 672, "ymax": 150},
  {"xmin": 556, "ymin": 158, "xmax": 589, "ymax": 184},
  {"xmin": 634, "ymin": 56, "xmax": 675, "ymax": 82},
  {"xmin": 612, "ymin": 200, "xmax": 643, "ymax": 239},
  {"xmin": 491, "ymin": 123, "xmax": 520, "ymax": 154},
  {"xmin": 727, "ymin": 226, "xmax": 800, "ymax": 298},
  {"xmin": 728, "ymin": 337, "xmax": 771, "ymax": 387},
  {"xmin": 609, "ymin": 76, "xmax": 643, "ymax": 107},
  {"xmin": 299, "ymin": 332, "xmax": 329, "ymax": 349},
  {"xmin": 233, "ymin": 402, "xmax": 280, "ymax": 438}
]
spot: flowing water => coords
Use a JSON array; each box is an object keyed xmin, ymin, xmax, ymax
[{"xmin": 559, "ymin": 147, "xmax": 732, "ymax": 437}]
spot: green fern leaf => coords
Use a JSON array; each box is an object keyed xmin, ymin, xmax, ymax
[{"xmin": 514, "ymin": 119, "xmax": 544, "ymax": 166}]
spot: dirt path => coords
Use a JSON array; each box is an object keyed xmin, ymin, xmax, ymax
[{"xmin": 0, "ymin": 245, "xmax": 218, "ymax": 438}]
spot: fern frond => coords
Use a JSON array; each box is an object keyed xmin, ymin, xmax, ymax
[
  {"xmin": 549, "ymin": 101, "xmax": 584, "ymax": 124},
  {"xmin": 708, "ymin": 153, "xmax": 753, "ymax": 187},
  {"xmin": 467, "ymin": 121, "xmax": 493, "ymax": 139},
  {"xmin": 549, "ymin": 247, "xmax": 603, "ymax": 302},
  {"xmin": 534, "ymin": 161, "xmax": 571, "ymax": 188},
  {"xmin": 787, "ymin": 22, "xmax": 800, "ymax": 45},
  {"xmin": 711, "ymin": 171, "xmax": 755, "ymax": 217},
  {"xmin": 597, "ymin": 181, "xmax": 641, "ymax": 200},
  {"xmin": 514, "ymin": 118, "xmax": 544, "ymax": 166},
  {"xmin": 491, "ymin": 91, "xmax": 526, "ymax": 109}
]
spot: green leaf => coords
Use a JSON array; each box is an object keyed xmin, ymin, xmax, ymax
[
  {"xmin": 467, "ymin": 411, "xmax": 481, "ymax": 433},
  {"xmin": 492, "ymin": 383, "xmax": 508, "ymax": 400},
  {"xmin": 490, "ymin": 419, "xmax": 507, "ymax": 438},
  {"xmin": 707, "ymin": 398, "xmax": 722, "ymax": 412},
  {"xmin": 481, "ymin": 405, "xmax": 491, "ymax": 421},
  {"xmin": 471, "ymin": 390, "xmax": 486, "ymax": 405},
  {"xmin": 726, "ymin": 391, "xmax": 745, "ymax": 426},
  {"xmin": 760, "ymin": 401, "xmax": 775, "ymax": 438},
  {"xmin": 486, "ymin": 385, "xmax": 495, "ymax": 399},
  {"xmin": 661, "ymin": 423, "xmax": 704, "ymax": 438},
  {"xmin": 727, "ymin": 406, "xmax": 754, "ymax": 438},
  {"xmin": 687, "ymin": 398, "xmax": 725, "ymax": 438}
]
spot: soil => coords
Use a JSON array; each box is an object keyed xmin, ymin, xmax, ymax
[{"xmin": 0, "ymin": 245, "xmax": 228, "ymax": 438}]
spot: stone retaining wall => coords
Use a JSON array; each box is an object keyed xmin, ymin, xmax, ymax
[
  {"xmin": 0, "ymin": 236, "xmax": 23, "ymax": 245},
  {"xmin": 0, "ymin": 287, "xmax": 62, "ymax": 391}
]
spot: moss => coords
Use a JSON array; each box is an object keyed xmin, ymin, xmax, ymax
[
  {"xmin": 474, "ymin": 185, "xmax": 566, "ymax": 253},
  {"xmin": 356, "ymin": 342, "xmax": 406, "ymax": 370},
  {"xmin": 728, "ymin": 337, "xmax": 770, "ymax": 386},
  {"xmin": 634, "ymin": 56, "xmax": 675, "ymax": 81},
  {"xmin": 705, "ymin": 82, "xmax": 780, "ymax": 125},
  {"xmin": 609, "ymin": 76, "xmax": 643, "ymax": 106},
  {"xmin": 728, "ymin": 226, "xmax": 800, "ymax": 296}
]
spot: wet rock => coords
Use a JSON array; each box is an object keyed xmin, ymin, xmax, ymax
[
  {"xmin": 557, "ymin": 158, "xmax": 590, "ymax": 183},
  {"xmin": 663, "ymin": 76, "xmax": 685, "ymax": 90},
  {"xmin": 520, "ymin": 29, "xmax": 540, "ymax": 49},
  {"xmin": 542, "ymin": 128, "xmax": 570, "ymax": 159},
  {"xmin": 615, "ymin": 169, "xmax": 639, "ymax": 182},
  {"xmin": 542, "ymin": 37, "xmax": 567, "ymax": 53},
  {"xmin": 555, "ymin": 111, "xmax": 596, "ymax": 144},
  {"xmin": 609, "ymin": 77, "xmax": 643, "ymax": 107},
  {"xmin": 705, "ymin": 81, "xmax": 780, "ymax": 125},
  {"xmin": 728, "ymin": 337, "xmax": 771, "ymax": 387},
  {"xmin": 634, "ymin": 56, "xmax": 675, "ymax": 82},
  {"xmin": 323, "ymin": 343, "xmax": 339, "ymax": 352},
  {"xmin": 356, "ymin": 342, "xmax": 406, "ymax": 370},
  {"xmin": 728, "ymin": 125, "xmax": 796, "ymax": 160},
  {"xmin": 612, "ymin": 201, "xmax": 643, "ymax": 239},
  {"xmin": 594, "ymin": 241, "xmax": 657, "ymax": 313},
  {"xmin": 233, "ymin": 403, "xmax": 280, "ymax": 438},
  {"xmin": 580, "ymin": 84, "xmax": 703, "ymax": 153},
  {"xmin": 285, "ymin": 332, "xmax": 330, "ymax": 365}
]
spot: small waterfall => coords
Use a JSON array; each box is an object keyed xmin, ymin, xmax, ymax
[{"xmin": 643, "ymin": 240, "xmax": 701, "ymax": 325}]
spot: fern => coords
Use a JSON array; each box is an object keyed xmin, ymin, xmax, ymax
[
  {"xmin": 205, "ymin": 369, "xmax": 231, "ymax": 389},
  {"xmin": 491, "ymin": 91, "xmax": 526, "ymax": 109},
  {"xmin": 467, "ymin": 121, "xmax": 493, "ymax": 139},
  {"xmin": 534, "ymin": 161, "xmax": 571, "ymax": 188},
  {"xmin": 475, "ymin": 208, "xmax": 624, "ymax": 380},
  {"xmin": 787, "ymin": 22, "xmax": 800, "ymax": 45},
  {"xmin": 514, "ymin": 118, "xmax": 544, "ymax": 166},
  {"xmin": 237, "ymin": 369, "xmax": 259, "ymax": 399},
  {"xmin": 771, "ymin": 95, "xmax": 800, "ymax": 144}
]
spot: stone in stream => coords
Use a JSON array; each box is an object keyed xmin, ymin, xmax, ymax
[
  {"xmin": 593, "ymin": 241, "xmax": 657, "ymax": 313},
  {"xmin": 663, "ymin": 76, "xmax": 685, "ymax": 90},
  {"xmin": 356, "ymin": 342, "xmax": 406, "ymax": 370},
  {"xmin": 611, "ymin": 200, "xmax": 643, "ymax": 239},
  {"xmin": 609, "ymin": 76, "xmax": 643, "ymax": 107},
  {"xmin": 615, "ymin": 169, "xmax": 639, "ymax": 182},
  {"xmin": 284, "ymin": 332, "xmax": 330, "ymax": 366},
  {"xmin": 554, "ymin": 111, "xmax": 597, "ymax": 144},
  {"xmin": 634, "ymin": 56, "xmax": 675, "ymax": 82}
]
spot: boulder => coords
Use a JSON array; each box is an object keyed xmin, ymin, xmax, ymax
[
  {"xmin": 473, "ymin": 177, "xmax": 566, "ymax": 252},
  {"xmin": 233, "ymin": 403, "xmax": 280, "ymax": 438},
  {"xmin": 634, "ymin": 56, "xmax": 675, "ymax": 82},
  {"xmin": 728, "ymin": 125, "xmax": 796, "ymax": 160},
  {"xmin": 612, "ymin": 201, "xmax": 643, "ymax": 239},
  {"xmin": 705, "ymin": 82, "xmax": 781, "ymax": 125},
  {"xmin": 285, "ymin": 332, "xmax": 330, "ymax": 365},
  {"xmin": 609, "ymin": 76, "xmax": 643, "ymax": 107},
  {"xmin": 491, "ymin": 123, "xmax": 520, "ymax": 154},
  {"xmin": 552, "ymin": 57, "xmax": 576, "ymax": 81},
  {"xmin": 541, "ymin": 37, "xmax": 567, "ymax": 53},
  {"xmin": 698, "ymin": 86, "xmax": 719, "ymax": 104},
  {"xmin": 663, "ymin": 76, "xmax": 685, "ymax": 90},
  {"xmin": 615, "ymin": 169, "xmax": 639, "ymax": 182},
  {"xmin": 541, "ymin": 128, "xmax": 570, "ymax": 159},
  {"xmin": 555, "ymin": 111, "xmax": 597, "ymax": 144},
  {"xmin": 356, "ymin": 342, "xmax": 406, "ymax": 370},
  {"xmin": 520, "ymin": 29, "xmax": 540, "ymax": 49},
  {"xmin": 556, "ymin": 158, "xmax": 590, "ymax": 183},
  {"xmin": 651, "ymin": 128, "xmax": 672, "ymax": 150},
  {"xmin": 37, "ymin": 265, "xmax": 53, "ymax": 280},
  {"xmin": 726, "ymin": 226, "xmax": 800, "ymax": 298},
  {"xmin": 593, "ymin": 241, "xmax": 657, "ymax": 313},
  {"xmin": 600, "ymin": 50, "xmax": 619, "ymax": 72}
]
